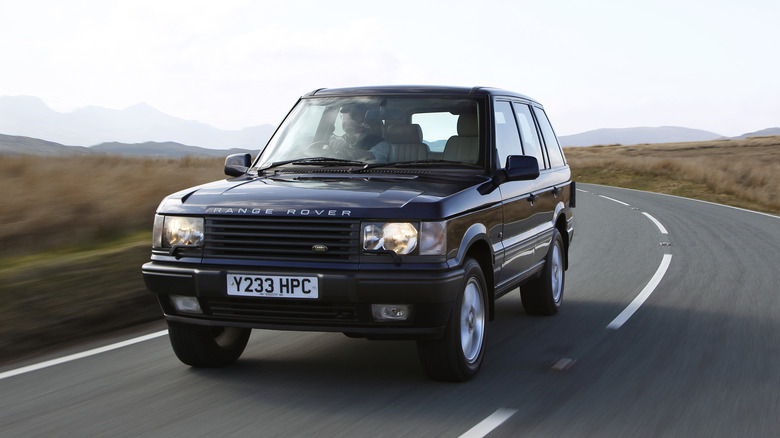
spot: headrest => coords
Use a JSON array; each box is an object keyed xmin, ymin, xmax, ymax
[
  {"xmin": 387, "ymin": 124, "xmax": 423, "ymax": 144},
  {"xmin": 457, "ymin": 113, "xmax": 478, "ymax": 137}
]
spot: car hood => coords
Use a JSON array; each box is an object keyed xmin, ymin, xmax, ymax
[{"xmin": 157, "ymin": 173, "xmax": 498, "ymax": 219}]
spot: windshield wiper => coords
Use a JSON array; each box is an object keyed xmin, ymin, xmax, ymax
[
  {"xmin": 293, "ymin": 157, "xmax": 367, "ymax": 166},
  {"xmin": 258, "ymin": 157, "xmax": 367, "ymax": 173},
  {"xmin": 357, "ymin": 160, "xmax": 481, "ymax": 171}
]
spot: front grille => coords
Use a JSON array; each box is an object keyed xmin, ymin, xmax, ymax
[
  {"xmin": 204, "ymin": 217, "xmax": 359, "ymax": 262},
  {"xmin": 207, "ymin": 297, "xmax": 359, "ymax": 323}
]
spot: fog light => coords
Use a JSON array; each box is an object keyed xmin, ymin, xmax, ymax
[
  {"xmin": 371, "ymin": 304, "xmax": 410, "ymax": 321},
  {"xmin": 170, "ymin": 295, "xmax": 202, "ymax": 314}
]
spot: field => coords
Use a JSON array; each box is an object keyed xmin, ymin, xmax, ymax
[
  {"xmin": 1, "ymin": 137, "xmax": 778, "ymax": 362},
  {"xmin": 564, "ymin": 135, "xmax": 780, "ymax": 215},
  {"xmin": 0, "ymin": 155, "xmax": 225, "ymax": 257},
  {"xmin": 0, "ymin": 155, "xmax": 227, "ymax": 361}
]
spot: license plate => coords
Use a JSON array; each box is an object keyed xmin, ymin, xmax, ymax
[{"xmin": 226, "ymin": 274, "xmax": 319, "ymax": 299}]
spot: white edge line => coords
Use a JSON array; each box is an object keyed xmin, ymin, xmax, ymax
[
  {"xmin": 0, "ymin": 330, "xmax": 168, "ymax": 381},
  {"xmin": 598, "ymin": 194, "xmax": 630, "ymax": 206},
  {"xmin": 642, "ymin": 212, "xmax": 669, "ymax": 234},
  {"xmin": 459, "ymin": 409, "xmax": 518, "ymax": 438},
  {"xmin": 607, "ymin": 254, "xmax": 673, "ymax": 330},
  {"xmin": 583, "ymin": 183, "xmax": 780, "ymax": 219}
]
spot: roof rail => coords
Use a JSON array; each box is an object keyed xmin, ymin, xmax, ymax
[{"xmin": 305, "ymin": 88, "xmax": 327, "ymax": 96}]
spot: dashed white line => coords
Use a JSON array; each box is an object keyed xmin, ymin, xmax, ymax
[
  {"xmin": 607, "ymin": 254, "xmax": 673, "ymax": 329},
  {"xmin": 459, "ymin": 409, "xmax": 518, "ymax": 438},
  {"xmin": 0, "ymin": 330, "xmax": 168, "ymax": 381},
  {"xmin": 642, "ymin": 212, "xmax": 669, "ymax": 234},
  {"xmin": 598, "ymin": 195, "xmax": 630, "ymax": 206}
]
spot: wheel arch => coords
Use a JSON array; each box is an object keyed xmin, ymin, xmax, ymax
[
  {"xmin": 449, "ymin": 223, "xmax": 496, "ymax": 321},
  {"xmin": 553, "ymin": 201, "xmax": 570, "ymax": 270}
]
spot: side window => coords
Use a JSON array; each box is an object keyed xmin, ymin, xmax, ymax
[
  {"xmin": 533, "ymin": 107, "xmax": 566, "ymax": 168},
  {"xmin": 512, "ymin": 103, "xmax": 545, "ymax": 169},
  {"xmin": 494, "ymin": 101, "xmax": 523, "ymax": 168}
]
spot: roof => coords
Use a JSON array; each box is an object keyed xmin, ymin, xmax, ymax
[{"xmin": 305, "ymin": 85, "xmax": 538, "ymax": 103}]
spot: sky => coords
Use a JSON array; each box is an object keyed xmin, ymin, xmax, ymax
[{"xmin": 1, "ymin": 0, "xmax": 778, "ymax": 137}]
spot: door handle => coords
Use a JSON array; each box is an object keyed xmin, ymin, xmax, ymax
[
  {"xmin": 551, "ymin": 187, "xmax": 561, "ymax": 197},
  {"xmin": 527, "ymin": 193, "xmax": 539, "ymax": 205}
]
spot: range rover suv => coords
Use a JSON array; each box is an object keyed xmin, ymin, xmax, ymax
[{"xmin": 142, "ymin": 86, "xmax": 575, "ymax": 381}]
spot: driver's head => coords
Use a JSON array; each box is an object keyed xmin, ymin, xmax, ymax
[{"xmin": 340, "ymin": 104, "xmax": 370, "ymax": 137}]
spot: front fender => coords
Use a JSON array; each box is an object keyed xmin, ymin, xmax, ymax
[{"xmin": 447, "ymin": 222, "xmax": 492, "ymax": 269}]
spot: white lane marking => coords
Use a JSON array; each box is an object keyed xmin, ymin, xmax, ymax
[
  {"xmin": 642, "ymin": 212, "xmax": 669, "ymax": 234},
  {"xmin": 459, "ymin": 409, "xmax": 518, "ymax": 438},
  {"xmin": 598, "ymin": 194, "xmax": 630, "ymax": 206},
  {"xmin": 607, "ymin": 254, "xmax": 673, "ymax": 330},
  {"xmin": 583, "ymin": 182, "xmax": 780, "ymax": 219},
  {"xmin": 0, "ymin": 330, "xmax": 168, "ymax": 381}
]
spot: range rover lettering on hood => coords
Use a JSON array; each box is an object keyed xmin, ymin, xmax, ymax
[{"xmin": 206, "ymin": 207, "xmax": 352, "ymax": 217}]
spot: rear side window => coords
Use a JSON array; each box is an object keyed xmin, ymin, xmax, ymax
[{"xmin": 533, "ymin": 107, "xmax": 566, "ymax": 168}]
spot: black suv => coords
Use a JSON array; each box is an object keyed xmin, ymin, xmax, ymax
[{"xmin": 142, "ymin": 86, "xmax": 575, "ymax": 381}]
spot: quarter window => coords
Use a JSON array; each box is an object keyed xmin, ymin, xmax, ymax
[{"xmin": 533, "ymin": 107, "xmax": 566, "ymax": 168}]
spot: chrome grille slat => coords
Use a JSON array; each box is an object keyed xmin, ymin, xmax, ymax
[{"xmin": 204, "ymin": 217, "xmax": 359, "ymax": 262}]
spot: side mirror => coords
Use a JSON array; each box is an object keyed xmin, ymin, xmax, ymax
[
  {"xmin": 504, "ymin": 155, "xmax": 540, "ymax": 181},
  {"xmin": 224, "ymin": 153, "xmax": 252, "ymax": 177}
]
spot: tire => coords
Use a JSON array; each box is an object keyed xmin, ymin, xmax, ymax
[
  {"xmin": 521, "ymin": 229, "xmax": 565, "ymax": 316},
  {"xmin": 417, "ymin": 258, "xmax": 487, "ymax": 382},
  {"xmin": 167, "ymin": 321, "xmax": 251, "ymax": 368}
]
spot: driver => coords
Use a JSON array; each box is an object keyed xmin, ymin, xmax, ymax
[{"xmin": 329, "ymin": 104, "xmax": 391, "ymax": 162}]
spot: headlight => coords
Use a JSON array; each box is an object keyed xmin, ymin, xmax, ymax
[
  {"xmin": 362, "ymin": 221, "xmax": 446, "ymax": 256},
  {"xmin": 153, "ymin": 215, "xmax": 204, "ymax": 248},
  {"xmin": 362, "ymin": 222, "xmax": 418, "ymax": 255}
]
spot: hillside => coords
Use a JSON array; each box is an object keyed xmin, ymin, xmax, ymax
[
  {"xmin": 559, "ymin": 126, "xmax": 723, "ymax": 147},
  {"xmin": 0, "ymin": 133, "xmax": 93, "ymax": 156},
  {"xmin": 0, "ymin": 133, "xmax": 254, "ymax": 157},
  {"xmin": 732, "ymin": 127, "xmax": 780, "ymax": 139},
  {"xmin": 90, "ymin": 141, "xmax": 255, "ymax": 158}
]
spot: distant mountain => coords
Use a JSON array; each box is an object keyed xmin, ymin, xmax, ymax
[
  {"xmin": 0, "ymin": 95, "xmax": 274, "ymax": 149},
  {"xmin": 732, "ymin": 127, "xmax": 780, "ymax": 139},
  {"xmin": 90, "ymin": 141, "xmax": 254, "ymax": 158},
  {"xmin": 0, "ymin": 133, "xmax": 253, "ymax": 158},
  {"xmin": 0, "ymin": 133, "xmax": 93, "ymax": 156},
  {"xmin": 559, "ymin": 126, "xmax": 724, "ymax": 147}
]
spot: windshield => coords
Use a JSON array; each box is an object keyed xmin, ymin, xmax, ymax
[{"xmin": 256, "ymin": 96, "xmax": 482, "ymax": 169}]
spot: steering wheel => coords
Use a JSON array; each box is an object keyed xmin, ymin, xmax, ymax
[{"xmin": 304, "ymin": 140, "xmax": 330, "ymax": 156}]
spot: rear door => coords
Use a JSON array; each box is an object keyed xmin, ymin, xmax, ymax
[{"xmin": 529, "ymin": 105, "xmax": 571, "ymax": 256}]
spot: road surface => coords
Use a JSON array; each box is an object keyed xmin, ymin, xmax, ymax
[{"xmin": 2, "ymin": 184, "xmax": 778, "ymax": 437}]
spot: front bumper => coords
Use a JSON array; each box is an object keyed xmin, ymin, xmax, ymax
[{"xmin": 142, "ymin": 261, "xmax": 465, "ymax": 339}]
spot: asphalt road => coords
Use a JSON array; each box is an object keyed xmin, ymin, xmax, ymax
[{"xmin": 2, "ymin": 183, "xmax": 779, "ymax": 437}]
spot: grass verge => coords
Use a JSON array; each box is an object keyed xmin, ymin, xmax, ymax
[
  {"xmin": 0, "ymin": 232, "xmax": 160, "ymax": 364},
  {"xmin": 564, "ymin": 135, "xmax": 780, "ymax": 216},
  {"xmin": 570, "ymin": 166, "xmax": 777, "ymax": 215}
]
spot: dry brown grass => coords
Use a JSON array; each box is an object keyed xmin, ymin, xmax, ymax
[
  {"xmin": 564, "ymin": 136, "xmax": 780, "ymax": 215},
  {"xmin": 0, "ymin": 155, "xmax": 225, "ymax": 257},
  {"xmin": 2, "ymin": 137, "xmax": 778, "ymax": 257}
]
